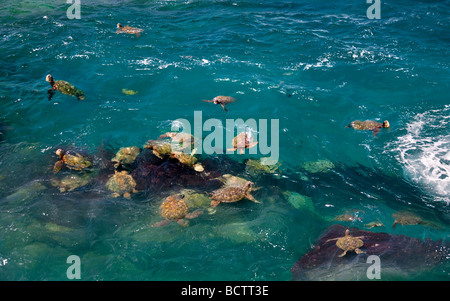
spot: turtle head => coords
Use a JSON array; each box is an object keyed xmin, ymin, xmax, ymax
[
  {"xmin": 344, "ymin": 229, "xmax": 350, "ymax": 236},
  {"xmin": 382, "ymin": 120, "xmax": 390, "ymax": 128},
  {"xmin": 117, "ymin": 23, "xmax": 123, "ymax": 28},
  {"xmin": 55, "ymin": 148, "xmax": 64, "ymax": 157},
  {"xmin": 244, "ymin": 181, "xmax": 253, "ymax": 191},
  {"xmin": 46, "ymin": 74, "xmax": 54, "ymax": 83}
]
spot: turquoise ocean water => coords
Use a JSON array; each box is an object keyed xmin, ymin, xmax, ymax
[{"xmin": 0, "ymin": 0, "xmax": 449, "ymax": 280}]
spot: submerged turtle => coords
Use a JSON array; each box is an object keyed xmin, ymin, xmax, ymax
[
  {"xmin": 210, "ymin": 181, "xmax": 260, "ymax": 207},
  {"xmin": 105, "ymin": 170, "xmax": 137, "ymax": 199},
  {"xmin": 392, "ymin": 211, "xmax": 425, "ymax": 228},
  {"xmin": 152, "ymin": 193, "xmax": 204, "ymax": 227},
  {"xmin": 170, "ymin": 149, "xmax": 204, "ymax": 172},
  {"xmin": 122, "ymin": 89, "xmax": 138, "ymax": 95},
  {"xmin": 144, "ymin": 139, "xmax": 173, "ymax": 159},
  {"xmin": 46, "ymin": 74, "xmax": 85, "ymax": 101},
  {"xmin": 158, "ymin": 132, "xmax": 196, "ymax": 153},
  {"xmin": 116, "ymin": 23, "xmax": 143, "ymax": 37},
  {"xmin": 333, "ymin": 210, "xmax": 365, "ymax": 222},
  {"xmin": 346, "ymin": 120, "xmax": 390, "ymax": 137},
  {"xmin": 326, "ymin": 229, "xmax": 366, "ymax": 257},
  {"xmin": 202, "ymin": 96, "xmax": 236, "ymax": 112},
  {"xmin": 54, "ymin": 149, "xmax": 92, "ymax": 174},
  {"xmin": 217, "ymin": 174, "xmax": 252, "ymax": 188},
  {"xmin": 51, "ymin": 173, "xmax": 92, "ymax": 192},
  {"xmin": 245, "ymin": 158, "xmax": 281, "ymax": 176},
  {"xmin": 227, "ymin": 130, "xmax": 258, "ymax": 154},
  {"xmin": 111, "ymin": 146, "xmax": 141, "ymax": 169},
  {"xmin": 364, "ymin": 220, "xmax": 384, "ymax": 229}
]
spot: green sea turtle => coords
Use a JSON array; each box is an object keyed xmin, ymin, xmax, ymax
[
  {"xmin": 227, "ymin": 131, "xmax": 258, "ymax": 154},
  {"xmin": 111, "ymin": 146, "xmax": 141, "ymax": 169},
  {"xmin": 46, "ymin": 74, "xmax": 85, "ymax": 101},
  {"xmin": 105, "ymin": 170, "xmax": 137, "ymax": 199},
  {"xmin": 51, "ymin": 173, "xmax": 92, "ymax": 192},
  {"xmin": 333, "ymin": 210, "xmax": 365, "ymax": 222},
  {"xmin": 364, "ymin": 220, "xmax": 384, "ymax": 229},
  {"xmin": 144, "ymin": 139, "xmax": 173, "ymax": 159},
  {"xmin": 152, "ymin": 193, "xmax": 204, "ymax": 227},
  {"xmin": 245, "ymin": 158, "xmax": 281, "ymax": 176},
  {"xmin": 346, "ymin": 120, "xmax": 390, "ymax": 137},
  {"xmin": 122, "ymin": 89, "xmax": 138, "ymax": 95},
  {"xmin": 202, "ymin": 96, "xmax": 236, "ymax": 112},
  {"xmin": 210, "ymin": 181, "xmax": 260, "ymax": 207},
  {"xmin": 170, "ymin": 149, "xmax": 204, "ymax": 172},
  {"xmin": 326, "ymin": 229, "xmax": 366, "ymax": 257},
  {"xmin": 392, "ymin": 210, "xmax": 425, "ymax": 228},
  {"xmin": 158, "ymin": 132, "xmax": 196, "ymax": 152},
  {"xmin": 116, "ymin": 23, "xmax": 143, "ymax": 37},
  {"xmin": 53, "ymin": 149, "xmax": 92, "ymax": 174}
]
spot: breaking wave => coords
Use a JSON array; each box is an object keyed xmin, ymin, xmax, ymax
[{"xmin": 393, "ymin": 106, "xmax": 450, "ymax": 203}]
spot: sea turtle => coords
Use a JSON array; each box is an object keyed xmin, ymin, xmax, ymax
[
  {"xmin": 144, "ymin": 139, "xmax": 173, "ymax": 159},
  {"xmin": 152, "ymin": 193, "xmax": 204, "ymax": 227},
  {"xmin": 392, "ymin": 210, "xmax": 425, "ymax": 228},
  {"xmin": 346, "ymin": 120, "xmax": 390, "ymax": 137},
  {"xmin": 210, "ymin": 181, "xmax": 260, "ymax": 207},
  {"xmin": 122, "ymin": 89, "xmax": 138, "ymax": 95},
  {"xmin": 53, "ymin": 149, "xmax": 92, "ymax": 174},
  {"xmin": 111, "ymin": 146, "xmax": 141, "ymax": 169},
  {"xmin": 245, "ymin": 158, "xmax": 281, "ymax": 176},
  {"xmin": 227, "ymin": 131, "xmax": 258, "ymax": 154},
  {"xmin": 364, "ymin": 220, "xmax": 384, "ymax": 229},
  {"xmin": 217, "ymin": 174, "xmax": 252, "ymax": 188},
  {"xmin": 158, "ymin": 132, "xmax": 196, "ymax": 153},
  {"xmin": 333, "ymin": 210, "xmax": 365, "ymax": 222},
  {"xmin": 326, "ymin": 229, "xmax": 366, "ymax": 257},
  {"xmin": 202, "ymin": 96, "xmax": 236, "ymax": 112},
  {"xmin": 170, "ymin": 149, "xmax": 204, "ymax": 172},
  {"xmin": 105, "ymin": 170, "xmax": 137, "ymax": 199},
  {"xmin": 46, "ymin": 74, "xmax": 85, "ymax": 101},
  {"xmin": 51, "ymin": 173, "xmax": 92, "ymax": 192},
  {"xmin": 116, "ymin": 23, "xmax": 143, "ymax": 37}
]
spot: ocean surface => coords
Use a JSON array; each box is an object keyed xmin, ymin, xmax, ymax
[{"xmin": 0, "ymin": 0, "xmax": 449, "ymax": 281}]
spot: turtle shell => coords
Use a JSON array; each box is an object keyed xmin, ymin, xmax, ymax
[
  {"xmin": 214, "ymin": 96, "xmax": 236, "ymax": 104},
  {"xmin": 350, "ymin": 120, "xmax": 381, "ymax": 131},
  {"xmin": 63, "ymin": 152, "xmax": 92, "ymax": 171},
  {"xmin": 210, "ymin": 186, "xmax": 246, "ymax": 203},
  {"xmin": 54, "ymin": 80, "xmax": 85, "ymax": 99},
  {"xmin": 336, "ymin": 235, "xmax": 364, "ymax": 251},
  {"xmin": 105, "ymin": 170, "xmax": 137, "ymax": 194},
  {"xmin": 159, "ymin": 194, "xmax": 189, "ymax": 220}
]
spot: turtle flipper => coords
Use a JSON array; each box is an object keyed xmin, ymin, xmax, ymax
[
  {"xmin": 220, "ymin": 103, "xmax": 228, "ymax": 112},
  {"xmin": 48, "ymin": 88, "xmax": 56, "ymax": 101},
  {"xmin": 355, "ymin": 248, "xmax": 365, "ymax": 255},
  {"xmin": 372, "ymin": 128, "xmax": 381, "ymax": 137},
  {"xmin": 210, "ymin": 200, "xmax": 221, "ymax": 207},
  {"xmin": 202, "ymin": 100, "xmax": 214, "ymax": 103},
  {"xmin": 338, "ymin": 250, "xmax": 347, "ymax": 257},
  {"xmin": 245, "ymin": 193, "xmax": 261, "ymax": 204},
  {"xmin": 248, "ymin": 141, "xmax": 259, "ymax": 149},
  {"xmin": 152, "ymin": 219, "xmax": 170, "ymax": 227},
  {"xmin": 53, "ymin": 160, "xmax": 64, "ymax": 174},
  {"xmin": 186, "ymin": 209, "xmax": 204, "ymax": 219}
]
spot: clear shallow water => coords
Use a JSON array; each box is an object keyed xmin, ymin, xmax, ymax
[{"xmin": 0, "ymin": 0, "xmax": 449, "ymax": 280}]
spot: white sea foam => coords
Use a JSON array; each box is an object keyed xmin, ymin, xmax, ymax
[{"xmin": 393, "ymin": 106, "xmax": 450, "ymax": 203}]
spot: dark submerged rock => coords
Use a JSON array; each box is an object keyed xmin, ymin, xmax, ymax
[{"xmin": 291, "ymin": 224, "xmax": 449, "ymax": 280}]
